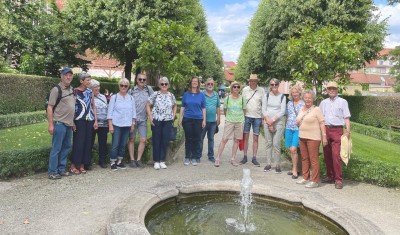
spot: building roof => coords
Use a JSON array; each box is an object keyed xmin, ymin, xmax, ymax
[
  {"xmin": 224, "ymin": 61, "xmax": 237, "ymax": 68},
  {"xmin": 365, "ymin": 48, "xmax": 394, "ymax": 67},
  {"xmin": 350, "ymin": 73, "xmax": 396, "ymax": 86},
  {"xmin": 224, "ymin": 70, "xmax": 234, "ymax": 82}
]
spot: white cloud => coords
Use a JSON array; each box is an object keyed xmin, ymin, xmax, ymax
[{"xmin": 375, "ymin": 4, "xmax": 400, "ymax": 48}]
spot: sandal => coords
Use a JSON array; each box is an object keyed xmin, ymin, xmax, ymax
[
  {"xmin": 231, "ymin": 159, "xmax": 239, "ymax": 167},
  {"xmin": 70, "ymin": 164, "xmax": 80, "ymax": 175},
  {"xmin": 79, "ymin": 165, "xmax": 87, "ymax": 174},
  {"xmin": 214, "ymin": 159, "xmax": 220, "ymax": 167}
]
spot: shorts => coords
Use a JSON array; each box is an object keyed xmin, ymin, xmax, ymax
[
  {"xmin": 223, "ymin": 122, "xmax": 244, "ymax": 140},
  {"xmin": 243, "ymin": 117, "xmax": 262, "ymax": 135},
  {"xmin": 285, "ymin": 129, "xmax": 299, "ymax": 148},
  {"xmin": 129, "ymin": 120, "xmax": 147, "ymax": 139}
]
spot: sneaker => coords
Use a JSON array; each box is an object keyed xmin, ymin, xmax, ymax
[
  {"xmin": 275, "ymin": 167, "xmax": 282, "ymax": 174},
  {"xmin": 239, "ymin": 157, "xmax": 248, "ymax": 165},
  {"xmin": 59, "ymin": 171, "xmax": 70, "ymax": 177},
  {"xmin": 191, "ymin": 159, "xmax": 198, "ymax": 166},
  {"xmin": 305, "ymin": 182, "xmax": 319, "ymax": 188},
  {"xmin": 48, "ymin": 174, "xmax": 61, "ymax": 180},
  {"xmin": 129, "ymin": 160, "xmax": 137, "ymax": 168},
  {"xmin": 184, "ymin": 158, "xmax": 190, "ymax": 166},
  {"xmin": 117, "ymin": 163, "xmax": 126, "ymax": 169},
  {"xmin": 154, "ymin": 162, "xmax": 160, "ymax": 170},
  {"xmin": 296, "ymin": 179, "xmax": 309, "ymax": 185},
  {"xmin": 251, "ymin": 158, "xmax": 260, "ymax": 167},
  {"xmin": 136, "ymin": 160, "xmax": 145, "ymax": 168},
  {"xmin": 111, "ymin": 163, "xmax": 118, "ymax": 171},
  {"xmin": 335, "ymin": 181, "xmax": 343, "ymax": 189},
  {"xmin": 160, "ymin": 162, "xmax": 167, "ymax": 169},
  {"xmin": 208, "ymin": 157, "xmax": 215, "ymax": 162},
  {"xmin": 263, "ymin": 165, "xmax": 272, "ymax": 172}
]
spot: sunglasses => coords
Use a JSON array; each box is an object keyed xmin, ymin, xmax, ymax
[
  {"xmin": 232, "ymin": 85, "xmax": 240, "ymax": 89},
  {"xmin": 207, "ymin": 83, "xmax": 214, "ymax": 86},
  {"xmin": 138, "ymin": 78, "xmax": 146, "ymax": 82},
  {"xmin": 119, "ymin": 84, "xmax": 129, "ymax": 88},
  {"xmin": 270, "ymin": 84, "xmax": 279, "ymax": 87},
  {"xmin": 160, "ymin": 83, "xmax": 168, "ymax": 87}
]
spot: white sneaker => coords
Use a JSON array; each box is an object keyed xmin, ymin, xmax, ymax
[
  {"xmin": 160, "ymin": 162, "xmax": 167, "ymax": 169},
  {"xmin": 296, "ymin": 179, "xmax": 309, "ymax": 185},
  {"xmin": 154, "ymin": 162, "xmax": 160, "ymax": 170},
  {"xmin": 191, "ymin": 159, "xmax": 198, "ymax": 166},
  {"xmin": 305, "ymin": 181, "xmax": 319, "ymax": 188}
]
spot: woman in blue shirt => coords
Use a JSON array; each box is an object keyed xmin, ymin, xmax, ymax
[{"xmin": 178, "ymin": 76, "xmax": 206, "ymax": 166}]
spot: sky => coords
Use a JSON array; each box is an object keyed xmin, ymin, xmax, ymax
[{"xmin": 200, "ymin": 0, "xmax": 400, "ymax": 62}]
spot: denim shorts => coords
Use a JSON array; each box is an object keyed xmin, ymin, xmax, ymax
[
  {"xmin": 243, "ymin": 117, "xmax": 262, "ymax": 135},
  {"xmin": 129, "ymin": 120, "xmax": 147, "ymax": 139},
  {"xmin": 285, "ymin": 129, "xmax": 299, "ymax": 148}
]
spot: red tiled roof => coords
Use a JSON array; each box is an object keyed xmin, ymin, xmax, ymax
[
  {"xmin": 224, "ymin": 61, "xmax": 237, "ymax": 68},
  {"xmin": 78, "ymin": 49, "xmax": 124, "ymax": 70},
  {"xmin": 224, "ymin": 70, "xmax": 234, "ymax": 82},
  {"xmin": 365, "ymin": 48, "xmax": 394, "ymax": 67},
  {"xmin": 350, "ymin": 73, "xmax": 395, "ymax": 86}
]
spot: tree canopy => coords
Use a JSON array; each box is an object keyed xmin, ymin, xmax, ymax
[{"xmin": 236, "ymin": 0, "xmax": 387, "ymax": 86}]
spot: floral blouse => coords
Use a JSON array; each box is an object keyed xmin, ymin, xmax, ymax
[
  {"xmin": 148, "ymin": 91, "xmax": 176, "ymax": 121},
  {"xmin": 285, "ymin": 100, "xmax": 304, "ymax": 130}
]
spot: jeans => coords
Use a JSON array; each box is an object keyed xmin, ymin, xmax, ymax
[
  {"xmin": 72, "ymin": 119, "xmax": 94, "ymax": 167},
  {"xmin": 182, "ymin": 117, "xmax": 203, "ymax": 160},
  {"xmin": 243, "ymin": 117, "xmax": 262, "ymax": 135},
  {"xmin": 264, "ymin": 120, "xmax": 284, "ymax": 166},
  {"xmin": 92, "ymin": 126, "xmax": 108, "ymax": 164},
  {"xmin": 200, "ymin": 121, "xmax": 217, "ymax": 159},
  {"xmin": 151, "ymin": 120, "xmax": 173, "ymax": 162},
  {"xmin": 110, "ymin": 125, "xmax": 130, "ymax": 161},
  {"xmin": 48, "ymin": 121, "xmax": 72, "ymax": 174}
]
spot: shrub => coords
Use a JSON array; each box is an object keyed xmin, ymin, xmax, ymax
[
  {"xmin": 354, "ymin": 89, "xmax": 362, "ymax": 96},
  {"xmin": 0, "ymin": 111, "xmax": 47, "ymax": 129},
  {"xmin": 342, "ymin": 96, "xmax": 400, "ymax": 128},
  {"xmin": 351, "ymin": 122, "xmax": 400, "ymax": 145}
]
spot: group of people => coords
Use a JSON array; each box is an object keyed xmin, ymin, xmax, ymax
[{"xmin": 47, "ymin": 68, "xmax": 350, "ymax": 189}]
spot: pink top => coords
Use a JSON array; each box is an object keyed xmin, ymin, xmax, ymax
[{"xmin": 296, "ymin": 106, "xmax": 325, "ymax": 141}]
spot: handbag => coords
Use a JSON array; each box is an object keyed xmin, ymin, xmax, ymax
[
  {"xmin": 239, "ymin": 133, "xmax": 245, "ymax": 151},
  {"xmin": 215, "ymin": 126, "xmax": 219, "ymax": 134},
  {"xmin": 170, "ymin": 126, "xmax": 177, "ymax": 141}
]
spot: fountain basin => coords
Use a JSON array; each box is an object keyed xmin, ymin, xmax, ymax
[{"xmin": 106, "ymin": 180, "xmax": 382, "ymax": 235}]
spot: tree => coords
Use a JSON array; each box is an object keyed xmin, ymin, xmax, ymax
[
  {"xmin": 136, "ymin": 19, "xmax": 198, "ymax": 85},
  {"xmin": 236, "ymin": 0, "xmax": 387, "ymax": 83},
  {"xmin": 193, "ymin": 36, "xmax": 224, "ymax": 82},
  {"xmin": 64, "ymin": 0, "xmax": 210, "ymax": 80},
  {"xmin": 285, "ymin": 25, "xmax": 363, "ymax": 97}
]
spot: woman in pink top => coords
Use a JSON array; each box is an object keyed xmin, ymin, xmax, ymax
[{"xmin": 295, "ymin": 90, "xmax": 327, "ymax": 188}]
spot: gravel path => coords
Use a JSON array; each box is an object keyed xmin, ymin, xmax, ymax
[{"xmin": 0, "ymin": 116, "xmax": 399, "ymax": 234}]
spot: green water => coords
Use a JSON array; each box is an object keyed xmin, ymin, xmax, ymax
[{"xmin": 145, "ymin": 192, "xmax": 347, "ymax": 235}]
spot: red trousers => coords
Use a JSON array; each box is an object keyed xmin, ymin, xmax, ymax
[
  {"xmin": 299, "ymin": 138, "xmax": 321, "ymax": 183},
  {"xmin": 323, "ymin": 127, "xmax": 343, "ymax": 182}
]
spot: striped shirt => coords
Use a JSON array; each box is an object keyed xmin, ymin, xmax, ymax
[{"xmin": 128, "ymin": 85, "xmax": 154, "ymax": 121}]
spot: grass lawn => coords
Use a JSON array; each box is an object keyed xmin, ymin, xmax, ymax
[
  {"xmin": 0, "ymin": 115, "xmax": 180, "ymax": 151},
  {"xmin": 351, "ymin": 132, "xmax": 400, "ymax": 164}
]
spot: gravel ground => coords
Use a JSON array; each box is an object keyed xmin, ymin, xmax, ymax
[{"xmin": 0, "ymin": 116, "xmax": 399, "ymax": 235}]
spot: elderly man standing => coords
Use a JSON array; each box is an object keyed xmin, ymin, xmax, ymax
[
  {"xmin": 239, "ymin": 74, "xmax": 265, "ymax": 166},
  {"xmin": 200, "ymin": 78, "xmax": 221, "ymax": 162},
  {"xmin": 47, "ymin": 67, "xmax": 76, "ymax": 180},
  {"xmin": 128, "ymin": 73, "xmax": 154, "ymax": 168},
  {"xmin": 319, "ymin": 81, "xmax": 351, "ymax": 189}
]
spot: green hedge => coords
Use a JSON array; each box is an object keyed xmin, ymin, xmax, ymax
[
  {"xmin": 0, "ymin": 73, "xmax": 58, "ymax": 114},
  {"xmin": 351, "ymin": 122, "xmax": 400, "ymax": 145},
  {"xmin": 0, "ymin": 111, "xmax": 47, "ymax": 129},
  {"xmin": 0, "ymin": 128, "xmax": 184, "ymax": 179},
  {"xmin": 342, "ymin": 96, "xmax": 400, "ymax": 128}
]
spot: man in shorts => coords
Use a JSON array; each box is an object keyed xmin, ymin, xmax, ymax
[{"xmin": 239, "ymin": 74, "xmax": 265, "ymax": 166}]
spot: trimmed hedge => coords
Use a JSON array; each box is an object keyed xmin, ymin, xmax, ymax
[
  {"xmin": 0, "ymin": 128, "xmax": 184, "ymax": 179},
  {"xmin": 0, "ymin": 111, "xmax": 47, "ymax": 129},
  {"xmin": 351, "ymin": 122, "xmax": 400, "ymax": 145},
  {"xmin": 0, "ymin": 73, "xmax": 58, "ymax": 114},
  {"xmin": 342, "ymin": 96, "xmax": 400, "ymax": 128}
]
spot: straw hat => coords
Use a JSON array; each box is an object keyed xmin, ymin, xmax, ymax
[
  {"xmin": 340, "ymin": 135, "xmax": 352, "ymax": 165},
  {"xmin": 248, "ymin": 74, "xmax": 259, "ymax": 81},
  {"xmin": 327, "ymin": 81, "xmax": 338, "ymax": 88}
]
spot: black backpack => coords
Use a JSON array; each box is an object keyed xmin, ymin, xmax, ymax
[{"xmin": 45, "ymin": 85, "xmax": 73, "ymax": 113}]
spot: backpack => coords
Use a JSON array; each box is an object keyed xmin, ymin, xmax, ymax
[{"xmin": 45, "ymin": 85, "xmax": 73, "ymax": 113}]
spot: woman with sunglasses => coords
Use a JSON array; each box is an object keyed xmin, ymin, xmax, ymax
[
  {"xmin": 147, "ymin": 77, "xmax": 177, "ymax": 170},
  {"xmin": 214, "ymin": 81, "xmax": 246, "ymax": 167},
  {"xmin": 262, "ymin": 78, "xmax": 286, "ymax": 173},
  {"xmin": 107, "ymin": 78, "xmax": 136, "ymax": 171},
  {"xmin": 178, "ymin": 76, "xmax": 206, "ymax": 166}
]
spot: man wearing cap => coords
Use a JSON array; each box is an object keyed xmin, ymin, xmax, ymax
[
  {"xmin": 47, "ymin": 67, "xmax": 76, "ymax": 180},
  {"xmin": 239, "ymin": 74, "xmax": 265, "ymax": 166},
  {"xmin": 319, "ymin": 81, "xmax": 351, "ymax": 189}
]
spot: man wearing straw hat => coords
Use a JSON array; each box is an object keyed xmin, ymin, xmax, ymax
[
  {"xmin": 319, "ymin": 81, "xmax": 351, "ymax": 189},
  {"xmin": 239, "ymin": 74, "xmax": 265, "ymax": 166}
]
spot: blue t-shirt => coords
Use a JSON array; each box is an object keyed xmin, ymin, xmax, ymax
[
  {"xmin": 182, "ymin": 91, "xmax": 206, "ymax": 119},
  {"xmin": 203, "ymin": 91, "xmax": 220, "ymax": 122}
]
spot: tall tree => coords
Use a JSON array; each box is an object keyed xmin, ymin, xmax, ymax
[
  {"xmin": 64, "ymin": 0, "xmax": 210, "ymax": 80},
  {"xmin": 236, "ymin": 0, "xmax": 387, "ymax": 83}
]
